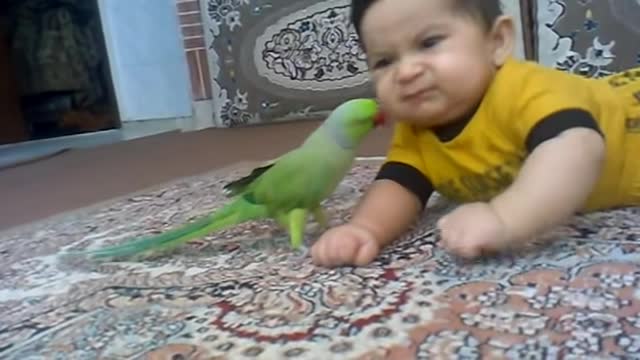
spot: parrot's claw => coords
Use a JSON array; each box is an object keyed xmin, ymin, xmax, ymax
[
  {"xmin": 312, "ymin": 207, "xmax": 329, "ymax": 230},
  {"xmin": 289, "ymin": 244, "xmax": 310, "ymax": 262},
  {"xmin": 288, "ymin": 208, "xmax": 308, "ymax": 249}
]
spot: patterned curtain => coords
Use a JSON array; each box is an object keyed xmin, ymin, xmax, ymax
[
  {"xmin": 201, "ymin": 0, "xmax": 526, "ymax": 128},
  {"xmin": 530, "ymin": 0, "xmax": 640, "ymax": 77}
]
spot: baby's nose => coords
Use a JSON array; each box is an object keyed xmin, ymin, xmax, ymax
[{"xmin": 396, "ymin": 57, "xmax": 423, "ymax": 82}]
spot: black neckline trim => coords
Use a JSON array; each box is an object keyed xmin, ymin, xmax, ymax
[{"xmin": 431, "ymin": 100, "xmax": 482, "ymax": 142}]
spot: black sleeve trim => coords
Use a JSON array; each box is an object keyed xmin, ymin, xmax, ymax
[
  {"xmin": 375, "ymin": 161, "xmax": 433, "ymax": 207},
  {"xmin": 525, "ymin": 109, "xmax": 604, "ymax": 152}
]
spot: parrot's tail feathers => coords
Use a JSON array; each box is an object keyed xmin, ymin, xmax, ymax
[
  {"xmin": 63, "ymin": 198, "xmax": 268, "ymax": 260},
  {"xmin": 222, "ymin": 163, "xmax": 275, "ymax": 197},
  {"xmin": 61, "ymin": 215, "xmax": 220, "ymax": 260}
]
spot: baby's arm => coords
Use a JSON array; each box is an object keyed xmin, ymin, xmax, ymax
[
  {"xmin": 490, "ymin": 126, "xmax": 605, "ymax": 244},
  {"xmin": 312, "ymin": 123, "xmax": 433, "ymax": 267},
  {"xmin": 310, "ymin": 177, "xmax": 424, "ymax": 267},
  {"xmin": 438, "ymin": 109, "xmax": 607, "ymax": 258},
  {"xmin": 312, "ymin": 155, "xmax": 432, "ymax": 266},
  {"xmin": 350, "ymin": 178, "xmax": 424, "ymax": 248}
]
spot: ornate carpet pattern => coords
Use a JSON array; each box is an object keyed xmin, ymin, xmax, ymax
[{"xmin": 2, "ymin": 160, "xmax": 640, "ymax": 359}]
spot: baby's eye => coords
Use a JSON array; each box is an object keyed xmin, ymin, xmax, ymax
[
  {"xmin": 371, "ymin": 58, "xmax": 391, "ymax": 70},
  {"xmin": 421, "ymin": 35, "xmax": 445, "ymax": 49}
]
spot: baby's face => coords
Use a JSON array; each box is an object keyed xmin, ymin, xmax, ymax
[{"xmin": 360, "ymin": 0, "xmax": 503, "ymax": 128}]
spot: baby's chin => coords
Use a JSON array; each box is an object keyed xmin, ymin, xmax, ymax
[{"xmin": 390, "ymin": 112, "xmax": 451, "ymax": 128}]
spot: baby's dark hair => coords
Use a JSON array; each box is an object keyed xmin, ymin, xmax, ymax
[{"xmin": 351, "ymin": 0, "xmax": 503, "ymax": 37}]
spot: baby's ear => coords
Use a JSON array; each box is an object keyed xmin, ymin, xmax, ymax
[{"xmin": 489, "ymin": 15, "xmax": 516, "ymax": 66}]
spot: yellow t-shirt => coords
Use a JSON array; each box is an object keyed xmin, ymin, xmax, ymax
[{"xmin": 382, "ymin": 57, "xmax": 640, "ymax": 212}]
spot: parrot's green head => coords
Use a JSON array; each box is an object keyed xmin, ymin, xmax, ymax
[{"xmin": 327, "ymin": 98, "xmax": 385, "ymax": 148}]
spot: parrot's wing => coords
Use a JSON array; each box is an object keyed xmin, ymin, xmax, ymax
[
  {"xmin": 250, "ymin": 147, "xmax": 350, "ymax": 212},
  {"xmin": 247, "ymin": 146, "xmax": 351, "ymax": 250},
  {"xmin": 222, "ymin": 161, "xmax": 275, "ymax": 197},
  {"xmin": 221, "ymin": 152, "xmax": 291, "ymax": 197}
]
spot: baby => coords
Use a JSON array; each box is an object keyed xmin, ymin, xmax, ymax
[{"xmin": 311, "ymin": 0, "xmax": 640, "ymax": 267}]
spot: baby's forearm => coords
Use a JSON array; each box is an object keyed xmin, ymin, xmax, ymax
[
  {"xmin": 351, "ymin": 179, "xmax": 423, "ymax": 248},
  {"xmin": 490, "ymin": 128, "xmax": 605, "ymax": 243}
]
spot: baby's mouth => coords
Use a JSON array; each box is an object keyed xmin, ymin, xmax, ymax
[{"xmin": 401, "ymin": 87, "xmax": 435, "ymax": 102}]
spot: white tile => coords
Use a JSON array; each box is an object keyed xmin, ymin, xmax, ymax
[
  {"xmin": 118, "ymin": 63, "xmax": 193, "ymax": 121},
  {"xmin": 190, "ymin": 100, "xmax": 214, "ymax": 130},
  {"xmin": 121, "ymin": 118, "xmax": 182, "ymax": 140},
  {"xmin": 98, "ymin": 0, "xmax": 192, "ymax": 122},
  {"xmin": 0, "ymin": 130, "xmax": 123, "ymax": 169}
]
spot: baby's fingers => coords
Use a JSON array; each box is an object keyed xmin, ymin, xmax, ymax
[
  {"xmin": 311, "ymin": 233, "xmax": 357, "ymax": 267},
  {"xmin": 353, "ymin": 238, "xmax": 379, "ymax": 266},
  {"xmin": 436, "ymin": 216, "xmax": 458, "ymax": 249},
  {"xmin": 437, "ymin": 220, "xmax": 480, "ymax": 259},
  {"xmin": 452, "ymin": 241, "xmax": 482, "ymax": 259}
]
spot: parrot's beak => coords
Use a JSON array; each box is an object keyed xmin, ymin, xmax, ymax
[{"xmin": 373, "ymin": 112, "xmax": 386, "ymax": 127}]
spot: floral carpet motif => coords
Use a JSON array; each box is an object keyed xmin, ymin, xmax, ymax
[{"xmin": 1, "ymin": 160, "xmax": 640, "ymax": 359}]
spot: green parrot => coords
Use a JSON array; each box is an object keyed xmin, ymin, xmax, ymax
[{"xmin": 64, "ymin": 98, "xmax": 385, "ymax": 260}]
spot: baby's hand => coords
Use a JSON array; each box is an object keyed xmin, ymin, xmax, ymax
[
  {"xmin": 311, "ymin": 223, "xmax": 380, "ymax": 267},
  {"xmin": 437, "ymin": 202, "xmax": 510, "ymax": 259}
]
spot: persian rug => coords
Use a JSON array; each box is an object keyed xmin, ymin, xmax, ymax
[{"xmin": 1, "ymin": 159, "xmax": 640, "ymax": 359}]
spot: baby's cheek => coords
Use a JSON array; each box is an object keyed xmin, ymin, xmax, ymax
[
  {"xmin": 373, "ymin": 80, "xmax": 388, "ymax": 99},
  {"xmin": 374, "ymin": 88, "xmax": 396, "ymax": 113}
]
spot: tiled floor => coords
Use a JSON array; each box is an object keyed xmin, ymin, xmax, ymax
[{"xmin": 0, "ymin": 117, "xmax": 195, "ymax": 170}]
